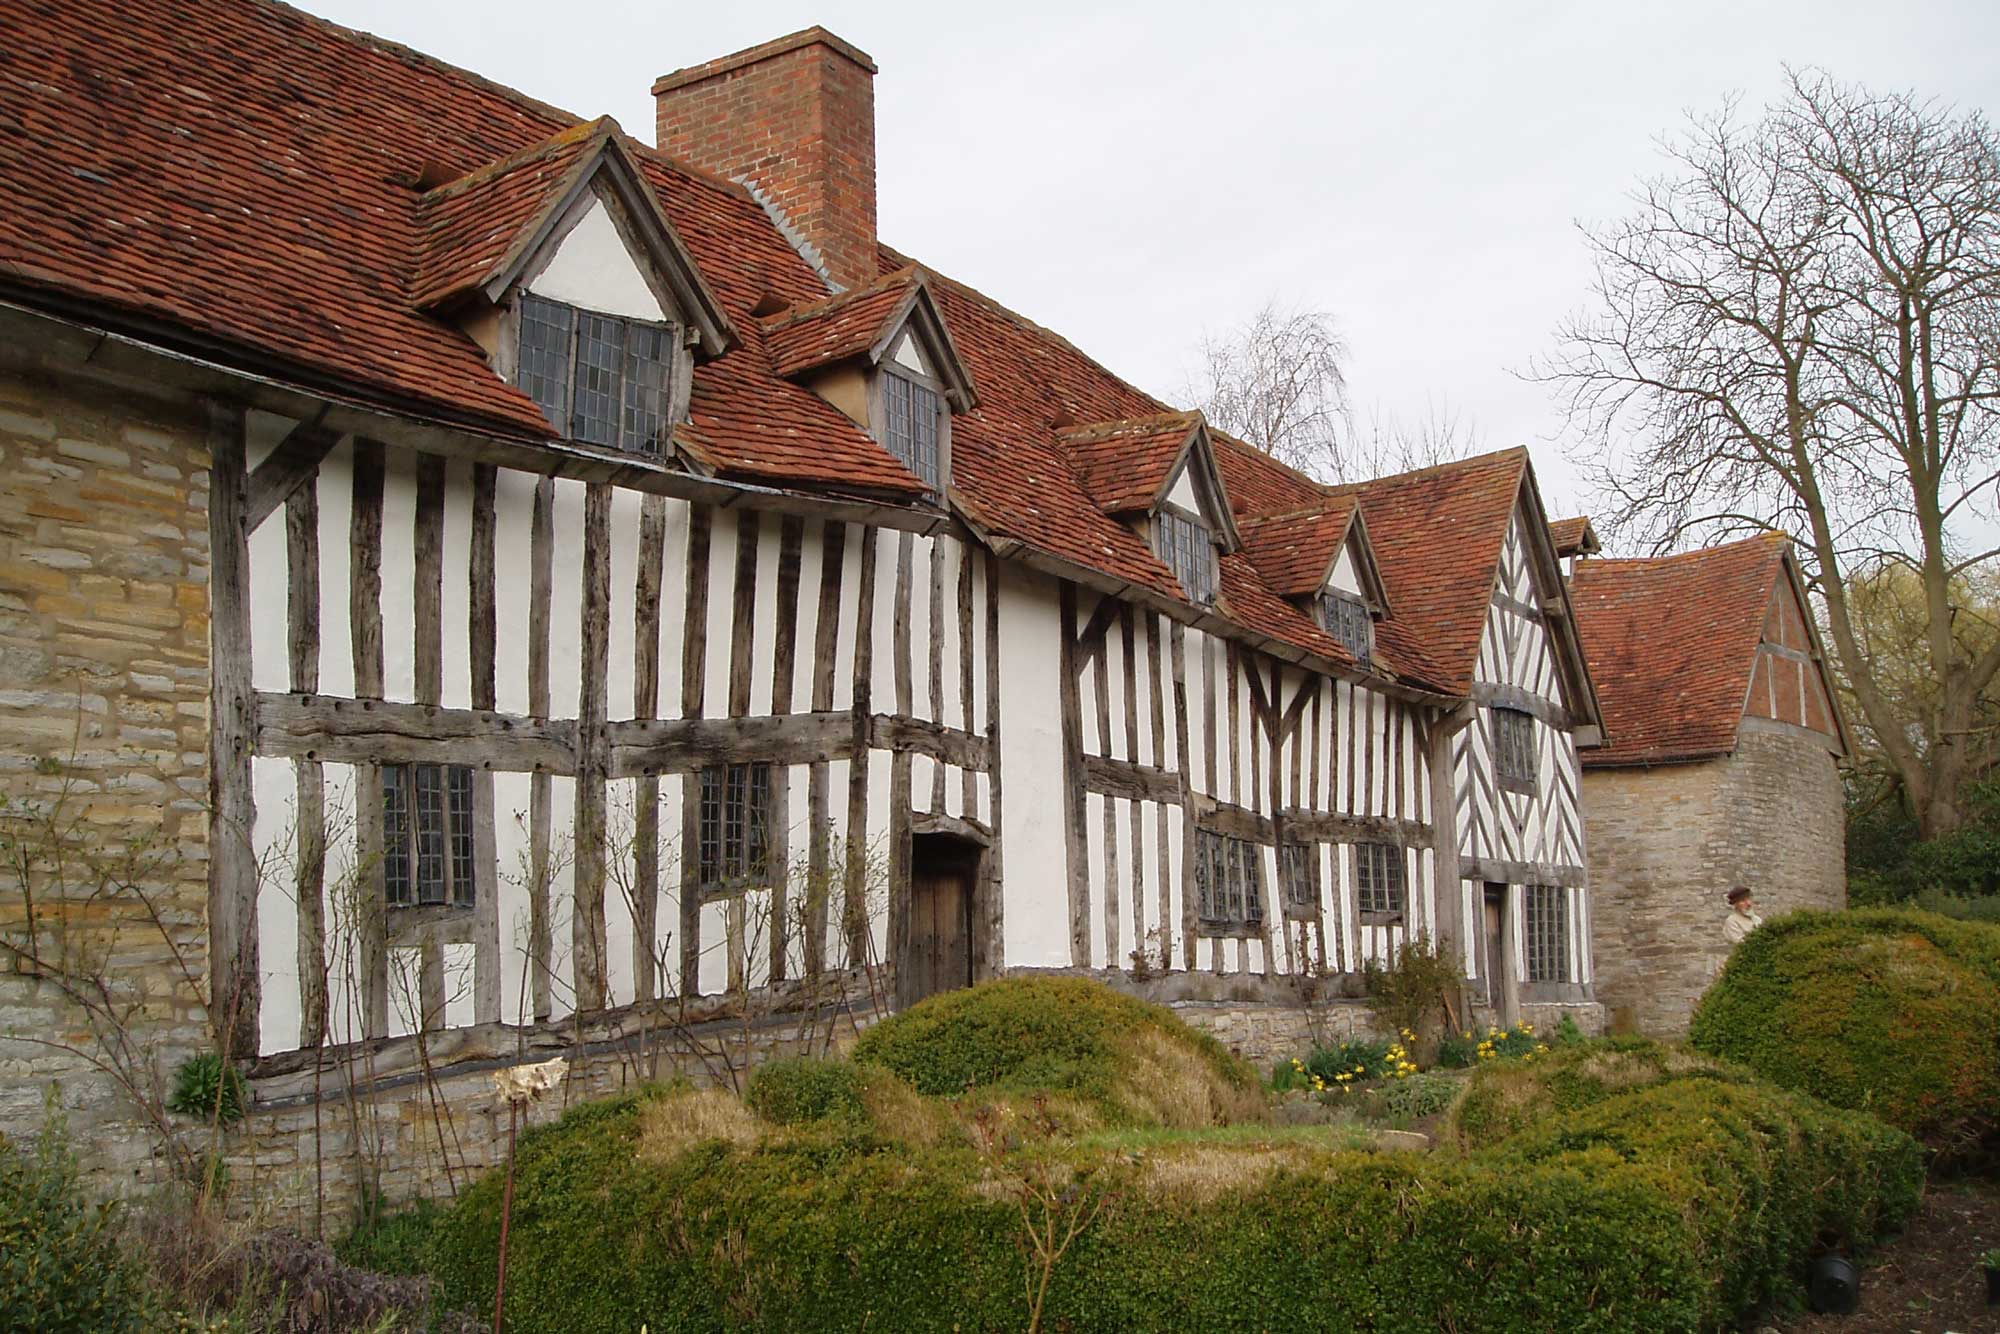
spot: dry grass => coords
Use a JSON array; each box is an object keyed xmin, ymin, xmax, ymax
[
  {"xmin": 858, "ymin": 1071, "xmax": 956, "ymax": 1149},
  {"xmin": 634, "ymin": 1088, "xmax": 761, "ymax": 1164},
  {"xmin": 1134, "ymin": 1146, "xmax": 1293, "ymax": 1203},
  {"xmin": 1110, "ymin": 1028, "xmax": 1267, "ymax": 1129}
]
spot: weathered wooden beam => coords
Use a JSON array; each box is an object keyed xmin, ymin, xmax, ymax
[
  {"xmin": 285, "ymin": 468, "xmax": 327, "ymax": 1048},
  {"xmin": 893, "ymin": 532, "xmax": 914, "ymax": 716},
  {"xmin": 957, "ymin": 540, "xmax": 976, "ymax": 816},
  {"xmin": 527, "ymin": 476, "xmax": 554, "ymax": 1021},
  {"xmin": 1095, "ymin": 607, "xmax": 1118, "ymax": 964},
  {"xmin": 348, "ymin": 438, "xmax": 388, "ymax": 1037},
  {"xmin": 806, "ymin": 520, "xmax": 845, "ymax": 977},
  {"xmin": 679, "ymin": 502, "xmax": 713, "ymax": 997},
  {"xmin": 1072, "ymin": 591, "xmax": 1119, "ymax": 670},
  {"xmin": 1281, "ymin": 807, "xmax": 1433, "ymax": 849},
  {"xmin": 866, "ymin": 714, "xmax": 990, "ymax": 773},
  {"xmin": 1082, "ymin": 753, "xmax": 1183, "ymax": 806},
  {"xmin": 843, "ymin": 528, "xmax": 877, "ymax": 967},
  {"xmin": 728, "ymin": 509, "xmax": 759, "ymax": 719},
  {"xmin": 981, "ymin": 549, "xmax": 1006, "ymax": 979},
  {"xmin": 928, "ymin": 538, "xmax": 947, "ymax": 811},
  {"xmin": 572, "ymin": 482, "xmax": 612, "ymax": 1013},
  {"xmin": 632, "ymin": 495, "xmax": 667, "ymax": 1002},
  {"xmin": 254, "ymin": 692, "xmax": 577, "ymax": 771},
  {"xmin": 1058, "ymin": 581, "xmax": 1090, "ymax": 968},
  {"xmin": 244, "ymin": 420, "xmax": 341, "ymax": 533},
  {"xmin": 468, "ymin": 462, "xmax": 501, "ymax": 1026},
  {"xmin": 208, "ymin": 406, "xmax": 260, "ymax": 1060},
  {"xmin": 610, "ymin": 711, "xmax": 853, "ymax": 776}
]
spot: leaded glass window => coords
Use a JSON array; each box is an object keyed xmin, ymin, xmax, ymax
[
  {"xmin": 516, "ymin": 293, "xmax": 675, "ymax": 454},
  {"xmin": 1279, "ymin": 841, "xmax": 1318, "ymax": 916},
  {"xmin": 697, "ymin": 762, "xmax": 773, "ymax": 894},
  {"xmin": 882, "ymin": 370, "xmax": 941, "ymax": 491},
  {"xmin": 1493, "ymin": 707, "xmax": 1537, "ymax": 792},
  {"xmin": 1155, "ymin": 508, "xmax": 1217, "ymax": 605},
  {"xmin": 1194, "ymin": 829, "xmax": 1264, "ymax": 932},
  {"xmin": 1355, "ymin": 843, "xmax": 1405, "ymax": 918},
  {"xmin": 381, "ymin": 762, "xmax": 477, "ymax": 909},
  {"xmin": 1318, "ymin": 591, "xmax": 1373, "ymax": 664},
  {"xmin": 1525, "ymin": 884, "xmax": 1571, "ymax": 983}
]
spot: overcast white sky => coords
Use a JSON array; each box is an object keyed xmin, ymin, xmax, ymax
[{"xmin": 314, "ymin": 0, "xmax": 2000, "ymax": 519}]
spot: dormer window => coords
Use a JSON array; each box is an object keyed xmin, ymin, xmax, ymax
[
  {"xmin": 519, "ymin": 294, "xmax": 678, "ymax": 454},
  {"xmin": 1318, "ymin": 591, "xmax": 1373, "ymax": 664},
  {"xmin": 880, "ymin": 365, "xmax": 944, "ymax": 492},
  {"xmin": 1155, "ymin": 506, "xmax": 1217, "ymax": 605}
]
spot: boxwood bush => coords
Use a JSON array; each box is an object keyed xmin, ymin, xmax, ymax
[
  {"xmin": 849, "ymin": 975, "xmax": 1263, "ymax": 1126},
  {"xmin": 1445, "ymin": 1036, "xmax": 1746, "ymax": 1150},
  {"xmin": 428, "ymin": 1040, "xmax": 1920, "ymax": 1331},
  {"xmin": 0, "ymin": 1117, "xmax": 156, "ymax": 1333},
  {"xmin": 1689, "ymin": 908, "xmax": 2000, "ymax": 1156}
]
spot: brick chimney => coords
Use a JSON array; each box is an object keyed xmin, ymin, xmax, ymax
[{"xmin": 654, "ymin": 28, "xmax": 879, "ymax": 291}]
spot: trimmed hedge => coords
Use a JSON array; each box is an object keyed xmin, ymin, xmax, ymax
[
  {"xmin": 1445, "ymin": 1036, "xmax": 1745, "ymax": 1150},
  {"xmin": 1689, "ymin": 908, "xmax": 2000, "ymax": 1155},
  {"xmin": 428, "ymin": 1051, "xmax": 1921, "ymax": 1331},
  {"xmin": 744, "ymin": 1058, "xmax": 868, "ymax": 1127},
  {"xmin": 849, "ymin": 975, "xmax": 1263, "ymax": 1126}
]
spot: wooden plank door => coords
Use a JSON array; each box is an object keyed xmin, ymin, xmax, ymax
[
  {"xmin": 1481, "ymin": 884, "xmax": 1506, "ymax": 1008},
  {"xmin": 900, "ymin": 848, "xmax": 973, "ymax": 1008}
]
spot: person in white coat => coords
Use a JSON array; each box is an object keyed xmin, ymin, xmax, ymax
[{"xmin": 1723, "ymin": 886, "xmax": 1763, "ymax": 946}]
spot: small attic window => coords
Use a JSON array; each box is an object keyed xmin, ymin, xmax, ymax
[
  {"xmin": 1318, "ymin": 591, "xmax": 1373, "ymax": 664},
  {"xmin": 518, "ymin": 293, "xmax": 677, "ymax": 453},
  {"xmin": 1155, "ymin": 507, "xmax": 1217, "ymax": 606},
  {"xmin": 881, "ymin": 366, "xmax": 943, "ymax": 491}
]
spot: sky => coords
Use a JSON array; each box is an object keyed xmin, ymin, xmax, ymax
[{"xmin": 308, "ymin": 0, "xmax": 2000, "ymax": 522}]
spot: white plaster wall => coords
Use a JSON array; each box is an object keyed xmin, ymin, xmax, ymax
[
  {"xmin": 996, "ymin": 563, "xmax": 1070, "ymax": 969},
  {"xmin": 527, "ymin": 198, "xmax": 669, "ymax": 323}
]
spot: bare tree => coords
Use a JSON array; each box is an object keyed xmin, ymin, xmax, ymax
[
  {"xmin": 1189, "ymin": 301, "xmax": 1351, "ymax": 480},
  {"xmin": 1544, "ymin": 69, "xmax": 2000, "ymax": 838},
  {"xmin": 1355, "ymin": 396, "xmax": 1484, "ymax": 478},
  {"xmin": 1190, "ymin": 302, "xmax": 1474, "ymax": 482}
]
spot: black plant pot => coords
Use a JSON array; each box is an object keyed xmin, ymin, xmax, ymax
[{"xmin": 1985, "ymin": 1264, "xmax": 2000, "ymax": 1307}]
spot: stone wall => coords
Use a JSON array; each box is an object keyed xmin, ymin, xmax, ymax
[
  {"xmin": 0, "ymin": 367, "xmax": 215, "ymax": 1196},
  {"xmin": 1584, "ymin": 726, "xmax": 1845, "ymax": 1036}
]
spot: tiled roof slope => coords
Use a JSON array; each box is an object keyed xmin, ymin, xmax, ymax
[
  {"xmin": 409, "ymin": 118, "xmax": 611, "ymax": 311},
  {"xmin": 0, "ymin": 0, "xmax": 926, "ymax": 498},
  {"xmin": 1059, "ymin": 412, "xmax": 1203, "ymax": 515},
  {"xmin": 1548, "ymin": 516, "xmax": 1599, "ymax": 559},
  {"xmin": 760, "ymin": 267, "xmax": 921, "ymax": 378},
  {"xmin": 1568, "ymin": 534, "xmax": 1788, "ymax": 766},
  {"xmin": 2, "ymin": 0, "xmax": 1509, "ymax": 696},
  {"xmin": 1311, "ymin": 450, "xmax": 1535, "ymax": 697},
  {"xmin": 1238, "ymin": 499, "xmax": 1361, "ymax": 596}
]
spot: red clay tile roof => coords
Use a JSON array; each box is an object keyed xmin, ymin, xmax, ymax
[
  {"xmin": 1568, "ymin": 534, "xmax": 1789, "ymax": 766},
  {"xmin": 1322, "ymin": 450, "xmax": 1534, "ymax": 697},
  {"xmin": 1, "ymin": 0, "xmax": 1522, "ymax": 696},
  {"xmin": 409, "ymin": 118, "xmax": 612, "ymax": 311},
  {"xmin": 0, "ymin": 0, "xmax": 926, "ymax": 499},
  {"xmin": 1548, "ymin": 516, "xmax": 1600, "ymax": 559},
  {"xmin": 1238, "ymin": 499, "xmax": 1361, "ymax": 596},
  {"xmin": 1058, "ymin": 412, "xmax": 1204, "ymax": 514},
  {"xmin": 760, "ymin": 268, "xmax": 922, "ymax": 378}
]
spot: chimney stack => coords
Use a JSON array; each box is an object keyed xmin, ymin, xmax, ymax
[{"xmin": 654, "ymin": 27, "xmax": 879, "ymax": 292}]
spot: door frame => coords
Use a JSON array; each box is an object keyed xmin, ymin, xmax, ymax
[
  {"xmin": 1483, "ymin": 881, "xmax": 1521, "ymax": 1027},
  {"xmin": 897, "ymin": 819, "xmax": 990, "ymax": 1010}
]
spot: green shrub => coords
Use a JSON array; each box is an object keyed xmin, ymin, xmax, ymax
[
  {"xmin": 745, "ymin": 1058, "xmax": 869, "ymax": 1126},
  {"xmin": 850, "ymin": 976, "xmax": 1262, "ymax": 1126},
  {"xmin": 1446, "ymin": 1037, "xmax": 1745, "ymax": 1150},
  {"xmin": 1304, "ymin": 1037, "xmax": 1392, "ymax": 1083},
  {"xmin": 1913, "ymin": 887, "xmax": 2000, "ymax": 924},
  {"xmin": 428, "ymin": 1063, "xmax": 1919, "ymax": 1333},
  {"xmin": 334, "ymin": 1191, "xmax": 452, "ymax": 1276},
  {"xmin": 0, "ymin": 1113, "xmax": 156, "ymax": 1333},
  {"xmin": 1361, "ymin": 931, "xmax": 1459, "ymax": 1045},
  {"xmin": 166, "ymin": 1052, "xmax": 247, "ymax": 1127},
  {"xmin": 1372, "ymin": 1070, "xmax": 1462, "ymax": 1121},
  {"xmin": 1689, "ymin": 908, "xmax": 2000, "ymax": 1156}
]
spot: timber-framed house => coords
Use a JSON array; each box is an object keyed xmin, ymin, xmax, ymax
[{"xmin": 0, "ymin": 0, "xmax": 1604, "ymax": 1116}]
